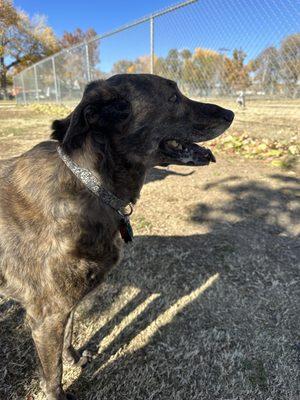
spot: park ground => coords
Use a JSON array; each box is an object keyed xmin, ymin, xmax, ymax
[{"xmin": 0, "ymin": 98, "xmax": 299, "ymax": 400}]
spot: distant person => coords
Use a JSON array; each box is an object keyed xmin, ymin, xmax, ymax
[{"xmin": 237, "ymin": 91, "xmax": 246, "ymax": 108}]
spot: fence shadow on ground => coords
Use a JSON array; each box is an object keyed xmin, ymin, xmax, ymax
[{"xmin": 1, "ymin": 173, "xmax": 299, "ymax": 399}]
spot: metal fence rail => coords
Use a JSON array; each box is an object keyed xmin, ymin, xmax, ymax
[{"xmin": 13, "ymin": 0, "xmax": 300, "ymax": 103}]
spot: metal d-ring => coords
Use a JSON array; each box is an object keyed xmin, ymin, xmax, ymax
[
  {"xmin": 123, "ymin": 203, "xmax": 133, "ymax": 217},
  {"xmin": 117, "ymin": 203, "xmax": 133, "ymax": 218}
]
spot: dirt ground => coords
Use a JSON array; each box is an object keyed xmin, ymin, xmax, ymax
[{"xmin": 0, "ymin": 102, "xmax": 299, "ymax": 400}]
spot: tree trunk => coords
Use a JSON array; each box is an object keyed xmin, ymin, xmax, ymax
[{"xmin": 0, "ymin": 57, "xmax": 8, "ymax": 99}]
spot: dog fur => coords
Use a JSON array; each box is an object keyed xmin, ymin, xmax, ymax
[{"xmin": 0, "ymin": 74, "xmax": 234, "ymax": 399}]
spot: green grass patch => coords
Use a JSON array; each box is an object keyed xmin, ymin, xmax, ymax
[{"xmin": 132, "ymin": 215, "xmax": 153, "ymax": 233}]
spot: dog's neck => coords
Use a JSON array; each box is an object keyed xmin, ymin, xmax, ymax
[{"xmin": 68, "ymin": 141, "xmax": 146, "ymax": 206}]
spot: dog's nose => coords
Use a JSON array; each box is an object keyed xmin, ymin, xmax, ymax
[
  {"xmin": 198, "ymin": 103, "xmax": 235, "ymax": 124},
  {"xmin": 223, "ymin": 109, "xmax": 234, "ymax": 123}
]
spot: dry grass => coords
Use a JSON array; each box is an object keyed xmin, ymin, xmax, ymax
[{"xmin": 0, "ymin": 101, "xmax": 299, "ymax": 400}]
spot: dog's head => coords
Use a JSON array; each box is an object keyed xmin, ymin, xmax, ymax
[{"xmin": 52, "ymin": 74, "xmax": 234, "ymax": 168}]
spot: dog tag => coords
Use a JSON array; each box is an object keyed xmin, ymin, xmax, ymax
[{"xmin": 119, "ymin": 217, "xmax": 133, "ymax": 243}]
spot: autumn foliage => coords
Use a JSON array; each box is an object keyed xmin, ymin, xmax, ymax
[
  {"xmin": 0, "ymin": 0, "xmax": 99, "ymax": 97},
  {"xmin": 111, "ymin": 33, "xmax": 300, "ymax": 97},
  {"xmin": 0, "ymin": 0, "xmax": 60, "ymax": 94}
]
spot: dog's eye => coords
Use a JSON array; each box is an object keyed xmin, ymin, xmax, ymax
[{"xmin": 169, "ymin": 93, "xmax": 179, "ymax": 103}]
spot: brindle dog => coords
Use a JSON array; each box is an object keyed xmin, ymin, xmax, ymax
[{"xmin": 0, "ymin": 74, "xmax": 234, "ymax": 399}]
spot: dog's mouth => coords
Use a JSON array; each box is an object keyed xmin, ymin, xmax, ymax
[{"xmin": 159, "ymin": 138, "xmax": 216, "ymax": 166}]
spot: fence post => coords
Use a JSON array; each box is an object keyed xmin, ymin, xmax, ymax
[
  {"xmin": 20, "ymin": 73, "xmax": 27, "ymax": 105},
  {"xmin": 13, "ymin": 77, "xmax": 17, "ymax": 104},
  {"xmin": 150, "ymin": 16, "xmax": 154, "ymax": 74},
  {"xmin": 85, "ymin": 42, "xmax": 91, "ymax": 82},
  {"xmin": 33, "ymin": 65, "xmax": 39, "ymax": 102},
  {"xmin": 52, "ymin": 56, "xmax": 59, "ymax": 102}
]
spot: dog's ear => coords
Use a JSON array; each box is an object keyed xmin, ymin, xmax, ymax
[
  {"xmin": 51, "ymin": 115, "xmax": 72, "ymax": 142},
  {"xmin": 51, "ymin": 80, "xmax": 132, "ymax": 152}
]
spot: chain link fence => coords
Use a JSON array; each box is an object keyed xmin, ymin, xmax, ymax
[{"xmin": 13, "ymin": 0, "xmax": 300, "ymax": 104}]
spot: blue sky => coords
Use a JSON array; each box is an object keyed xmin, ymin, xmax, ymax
[
  {"xmin": 15, "ymin": 0, "xmax": 181, "ymax": 36},
  {"xmin": 15, "ymin": 0, "xmax": 299, "ymax": 72}
]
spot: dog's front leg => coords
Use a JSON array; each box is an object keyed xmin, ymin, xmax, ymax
[
  {"xmin": 63, "ymin": 310, "xmax": 93, "ymax": 368},
  {"xmin": 28, "ymin": 312, "xmax": 76, "ymax": 400},
  {"xmin": 63, "ymin": 310, "xmax": 78, "ymax": 365}
]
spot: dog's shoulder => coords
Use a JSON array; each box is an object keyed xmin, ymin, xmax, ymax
[{"xmin": 0, "ymin": 141, "xmax": 59, "ymax": 223}]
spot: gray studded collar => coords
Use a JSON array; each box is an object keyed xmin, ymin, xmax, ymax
[{"xmin": 57, "ymin": 146, "xmax": 133, "ymax": 216}]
